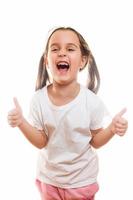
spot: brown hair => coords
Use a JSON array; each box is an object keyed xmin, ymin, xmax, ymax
[{"xmin": 35, "ymin": 27, "xmax": 100, "ymax": 93}]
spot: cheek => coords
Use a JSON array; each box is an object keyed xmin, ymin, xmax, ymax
[
  {"xmin": 47, "ymin": 61, "xmax": 57, "ymax": 74},
  {"xmin": 71, "ymin": 65, "xmax": 80, "ymax": 75},
  {"xmin": 46, "ymin": 57, "xmax": 56, "ymax": 70},
  {"xmin": 47, "ymin": 52, "xmax": 56, "ymax": 62},
  {"xmin": 72, "ymin": 58, "xmax": 82, "ymax": 70},
  {"xmin": 71, "ymin": 53, "xmax": 83, "ymax": 64}
]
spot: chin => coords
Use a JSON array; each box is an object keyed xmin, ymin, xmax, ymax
[{"xmin": 55, "ymin": 79, "xmax": 72, "ymax": 86}]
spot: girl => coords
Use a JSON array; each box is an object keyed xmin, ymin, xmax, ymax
[{"xmin": 8, "ymin": 27, "xmax": 128, "ymax": 200}]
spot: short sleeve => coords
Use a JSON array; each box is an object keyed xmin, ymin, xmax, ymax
[
  {"xmin": 28, "ymin": 94, "xmax": 44, "ymax": 131},
  {"xmin": 90, "ymin": 99, "xmax": 111, "ymax": 130}
]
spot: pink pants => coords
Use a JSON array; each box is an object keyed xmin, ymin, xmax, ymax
[{"xmin": 36, "ymin": 179, "xmax": 99, "ymax": 200}]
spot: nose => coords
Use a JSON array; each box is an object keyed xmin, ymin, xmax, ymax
[{"xmin": 58, "ymin": 49, "xmax": 66, "ymax": 57}]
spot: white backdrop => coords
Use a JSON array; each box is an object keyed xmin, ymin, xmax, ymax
[{"xmin": 0, "ymin": 0, "xmax": 132, "ymax": 199}]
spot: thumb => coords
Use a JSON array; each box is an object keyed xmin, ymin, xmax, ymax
[
  {"xmin": 116, "ymin": 108, "xmax": 127, "ymax": 117},
  {"xmin": 13, "ymin": 97, "xmax": 21, "ymax": 109}
]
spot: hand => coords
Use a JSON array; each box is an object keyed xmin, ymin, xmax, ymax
[
  {"xmin": 110, "ymin": 108, "xmax": 128, "ymax": 136},
  {"xmin": 8, "ymin": 97, "xmax": 24, "ymax": 127}
]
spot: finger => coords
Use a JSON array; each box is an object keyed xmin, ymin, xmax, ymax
[
  {"xmin": 13, "ymin": 97, "xmax": 21, "ymax": 109},
  {"xmin": 8, "ymin": 121, "xmax": 18, "ymax": 128},
  {"xmin": 116, "ymin": 126, "xmax": 127, "ymax": 132},
  {"xmin": 8, "ymin": 119, "xmax": 19, "ymax": 126},
  {"xmin": 117, "ymin": 132, "xmax": 126, "ymax": 136},
  {"xmin": 115, "ymin": 118, "xmax": 128, "ymax": 126},
  {"xmin": 8, "ymin": 115, "xmax": 20, "ymax": 121},
  {"xmin": 115, "ymin": 128, "xmax": 127, "ymax": 135},
  {"xmin": 114, "ymin": 123, "xmax": 126, "ymax": 130},
  {"xmin": 8, "ymin": 109, "xmax": 18, "ymax": 116},
  {"xmin": 116, "ymin": 129, "xmax": 127, "ymax": 136},
  {"xmin": 8, "ymin": 119, "xmax": 16, "ymax": 126},
  {"xmin": 117, "ymin": 108, "xmax": 127, "ymax": 117}
]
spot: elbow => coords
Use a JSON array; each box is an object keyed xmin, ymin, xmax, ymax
[
  {"xmin": 91, "ymin": 140, "xmax": 107, "ymax": 149},
  {"xmin": 36, "ymin": 134, "xmax": 48, "ymax": 149},
  {"xmin": 37, "ymin": 142, "xmax": 47, "ymax": 149},
  {"xmin": 37, "ymin": 144, "xmax": 45, "ymax": 149},
  {"xmin": 34, "ymin": 140, "xmax": 47, "ymax": 149},
  {"xmin": 90, "ymin": 140, "xmax": 102, "ymax": 149},
  {"xmin": 91, "ymin": 143, "xmax": 101, "ymax": 149},
  {"xmin": 36, "ymin": 144, "xmax": 46, "ymax": 149}
]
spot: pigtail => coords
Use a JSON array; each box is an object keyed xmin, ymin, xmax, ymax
[
  {"xmin": 35, "ymin": 54, "xmax": 50, "ymax": 91},
  {"xmin": 87, "ymin": 53, "xmax": 100, "ymax": 94},
  {"xmin": 87, "ymin": 53, "xmax": 100, "ymax": 93}
]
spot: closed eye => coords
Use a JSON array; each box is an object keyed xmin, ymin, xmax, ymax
[
  {"xmin": 51, "ymin": 48, "xmax": 59, "ymax": 52},
  {"xmin": 68, "ymin": 48, "xmax": 75, "ymax": 51}
]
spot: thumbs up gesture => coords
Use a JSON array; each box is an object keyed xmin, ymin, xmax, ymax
[
  {"xmin": 110, "ymin": 108, "xmax": 128, "ymax": 136},
  {"xmin": 8, "ymin": 97, "xmax": 24, "ymax": 127}
]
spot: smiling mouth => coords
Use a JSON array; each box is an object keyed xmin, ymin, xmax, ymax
[{"xmin": 57, "ymin": 62, "xmax": 70, "ymax": 71}]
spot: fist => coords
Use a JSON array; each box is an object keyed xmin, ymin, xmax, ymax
[
  {"xmin": 8, "ymin": 97, "xmax": 24, "ymax": 127},
  {"xmin": 111, "ymin": 108, "xmax": 128, "ymax": 136}
]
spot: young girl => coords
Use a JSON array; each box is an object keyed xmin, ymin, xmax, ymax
[{"xmin": 8, "ymin": 27, "xmax": 128, "ymax": 200}]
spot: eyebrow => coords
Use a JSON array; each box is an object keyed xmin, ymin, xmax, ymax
[{"xmin": 50, "ymin": 43, "xmax": 79, "ymax": 48}]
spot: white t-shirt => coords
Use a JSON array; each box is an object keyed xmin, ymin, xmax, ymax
[{"xmin": 29, "ymin": 84, "xmax": 109, "ymax": 188}]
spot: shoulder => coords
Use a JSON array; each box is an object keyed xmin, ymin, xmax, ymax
[
  {"xmin": 30, "ymin": 86, "xmax": 46, "ymax": 105},
  {"xmin": 80, "ymin": 85, "xmax": 108, "ymax": 117},
  {"xmin": 81, "ymin": 85, "xmax": 103, "ymax": 106}
]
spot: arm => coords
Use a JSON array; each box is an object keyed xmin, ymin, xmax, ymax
[
  {"xmin": 8, "ymin": 98, "xmax": 48, "ymax": 149},
  {"xmin": 90, "ymin": 108, "xmax": 128, "ymax": 149}
]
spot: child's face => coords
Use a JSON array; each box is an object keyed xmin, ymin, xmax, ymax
[{"xmin": 45, "ymin": 30, "xmax": 86, "ymax": 85}]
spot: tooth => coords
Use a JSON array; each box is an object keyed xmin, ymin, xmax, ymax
[{"xmin": 58, "ymin": 62, "xmax": 69, "ymax": 65}]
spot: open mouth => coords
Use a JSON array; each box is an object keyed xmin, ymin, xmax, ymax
[{"xmin": 57, "ymin": 62, "xmax": 70, "ymax": 71}]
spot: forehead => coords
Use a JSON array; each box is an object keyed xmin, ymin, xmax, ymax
[{"xmin": 48, "ymin": 30, "xmax": 80, "ymax": 46}]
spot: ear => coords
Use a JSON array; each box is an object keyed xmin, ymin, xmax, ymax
[{"xmin": 80, "ymin": 56, "xmax": 87, "ymax": 70}]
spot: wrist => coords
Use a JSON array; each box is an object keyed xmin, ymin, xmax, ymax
[
  {"xmin": 18, "ymin": 116, "xmax": 26, "ymax": 128},
  {"xmin": 107, "ymin": 123, "xmax": 116, "ymax": 135}
]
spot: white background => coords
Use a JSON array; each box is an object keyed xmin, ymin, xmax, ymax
[{"xmin": 0, "ymin": 0, "xmax": 132, "ymax": 199}]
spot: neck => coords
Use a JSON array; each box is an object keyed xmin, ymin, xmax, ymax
[
  {"xmin": 54, "ymin": 81, "xmax": 79, "ymax": 96},
  {"xmin": 47, "ymin": 81, "xmax": 80, "ymax": 106}
]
